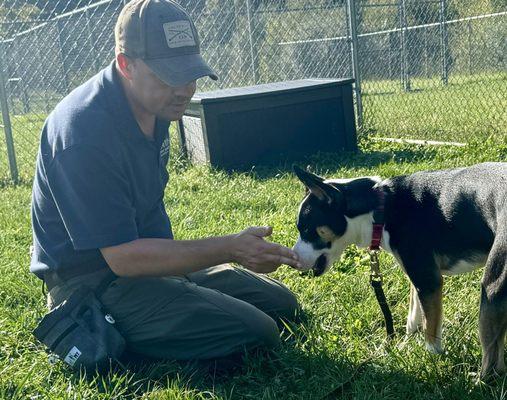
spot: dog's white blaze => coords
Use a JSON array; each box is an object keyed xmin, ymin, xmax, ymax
[{"xmin": 293, "ymin": 237, "xmax": 324, "ymax": 270}]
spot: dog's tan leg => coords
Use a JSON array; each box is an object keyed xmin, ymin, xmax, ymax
[
  {"xmin": 401, "ymin": 253, "xmax": 443, "ymax": 354},
  {"xmin": 406, "ymin": 284, "xmax": 423, "ymax": 334},
  {"xmin": 418, "ymin": 283, "xmax": 443, "ymax": 354}
]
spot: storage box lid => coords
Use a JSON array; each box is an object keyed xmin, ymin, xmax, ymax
[{"xmin": 191, "ymin": 78, "xmax": 354, "ymax": 104}]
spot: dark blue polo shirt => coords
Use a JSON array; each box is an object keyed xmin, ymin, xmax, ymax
[{"xmin": 30, "ymin": 62, "xmax": 173, "ymax": 279}]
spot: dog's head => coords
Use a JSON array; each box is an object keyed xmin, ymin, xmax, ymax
[{"xmin": 292, "ymin": 166, "xmax": 354, "ymax": 276}]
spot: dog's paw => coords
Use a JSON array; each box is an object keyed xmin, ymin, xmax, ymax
[
  {"xmin": 480, "ymin": 361, "xmax": 506, "ymax": 383},
  {"xmin": 425, "ymin": 341, "xmax": 444, "ymax": 354}
]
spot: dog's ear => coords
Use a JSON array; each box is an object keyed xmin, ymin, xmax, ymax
[{"xmin": 293, "ymin": 165, "xmax": 343, "ymax": 205}]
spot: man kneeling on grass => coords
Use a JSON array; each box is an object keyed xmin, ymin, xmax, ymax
[{"xmin": 30, "ymin": 0, "xmax": 300, "ymax": 364}]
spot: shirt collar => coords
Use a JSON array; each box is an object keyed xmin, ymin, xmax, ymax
[{"xmin": 100, "ymin": 61, "xmax": 169, "ymax": 146}]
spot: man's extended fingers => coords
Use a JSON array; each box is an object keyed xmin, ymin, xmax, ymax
[
  {"xmin": 263, "ymin": 241, "xmax": 299, "ymax": 260},
  {"xmin": 260, "ymin": 253, "xmax": 301, "ymax": 269},
  {"xmin": 282, "ymin": 256, "xmax": 301, "ymax": 269}
]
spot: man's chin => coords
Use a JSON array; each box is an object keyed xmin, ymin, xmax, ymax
[
  {"xmin": 157, "ymin": 108, "xmax": 187, "ymax": 122},
  {"xmin": 157, "ymin": 112, "xmax": 183, "ymax": 122}
]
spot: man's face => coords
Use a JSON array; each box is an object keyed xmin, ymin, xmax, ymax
[{"xmin": 128, "ymin": 58, "xmax": 196, "ymax": 121}]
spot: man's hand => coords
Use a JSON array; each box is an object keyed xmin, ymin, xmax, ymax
[{"xmin": 229, "ymin": 226, "xmax": 301, "ymax": 274}]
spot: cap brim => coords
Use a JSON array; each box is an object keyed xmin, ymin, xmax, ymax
[{"xmin": 145, "ymin": 53, "xmax": 218, "ymax": 87}]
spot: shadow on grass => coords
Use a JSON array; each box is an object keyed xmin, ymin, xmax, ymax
[
  {"xmin": 226, "ymin": 144, "xmax": 438, "ymax": 181},
  {"xmin": 362, "ymin": 88, "xmax": 424, "ymax": 97},
  {"xmin": 61, "ymin": 314, "xmax": 503, "ymax": 400}
]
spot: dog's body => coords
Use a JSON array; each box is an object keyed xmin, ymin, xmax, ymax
[{"xmin": 293, "ymin": 162, "xmax": 507, "ymax": 379}]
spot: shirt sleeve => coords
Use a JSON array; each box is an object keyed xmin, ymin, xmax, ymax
[{"xmin": 46, "ymin": 144, "xmax": 139, "ymax": 250}]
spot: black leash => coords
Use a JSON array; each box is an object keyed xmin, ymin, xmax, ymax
[
  {"xmin": 369, "ymin": 186, "xmax": 395, "ymax": 338},
  {"xmin": 369, "ymin": 250, "xmax": 395, "ymax": 338}
]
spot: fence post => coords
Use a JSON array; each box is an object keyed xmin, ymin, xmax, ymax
[
  {"xmin": 245, "ymin": 0, "xmax": 259, "ymax": 84},
  {"xmin": 424, "ymin": 27, "xmax": 429, "ymax": 77},
  {"xmin": 399, "ymin": 0, "xmax": 410, "ymax": 91},
  {"xmin": 346, "ymin": 0, "xmax": 363, "ymax": 127},
  {"xmin": 439, "ymin": 0, "xmax": 449, "ymax": 85},
  {"xmin": 0, "ymin": 41, "xmax": 19, "ymax": 183},
  {"xmin": 467, "ymin": 20, "xmax": 472, "ymax": 75}
]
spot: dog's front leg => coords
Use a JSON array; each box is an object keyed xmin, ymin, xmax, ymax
[
  {"xmin": 402, "ymin": 252, "xmax": 444, "ymax": 353},
  {"xmin": 479, "ymin": 239, "xmax": 507, "ymax": 380},
  {"xmin": 406, "ymin": 284, "xmax": 423, "ymax": 334},
  {"xmin": 417, "ymin": 281, "xmax": 444, "ymax": 354}
]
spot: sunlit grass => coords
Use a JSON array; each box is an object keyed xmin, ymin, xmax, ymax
[{"xmin": 1, "ymin": 133, "xmax": 507, "ymax": 399}]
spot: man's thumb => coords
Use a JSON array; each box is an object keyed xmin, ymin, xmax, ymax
[{"xmin": 249, "ymin": 226, "xmax": 273, "ymax": 237}]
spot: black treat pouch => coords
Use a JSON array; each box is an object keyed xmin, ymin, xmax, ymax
[{"xmin": 33, "ymin": 287, "xmax": 125, "ymax": 373}]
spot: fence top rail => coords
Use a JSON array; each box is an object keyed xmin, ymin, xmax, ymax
[
  {"xmin": 359, "ymin": 0, "xmax": 441, "ymax": 5},
  {"xmin": 278, "ymin": 10, "xmax": 507, "ymax": 46},
  {"xmin": 4, "ymin": 2, "xmax": 505, "ymax": 45},
  {"xmin": 1, "ymin": 0, "xmax": 114, "ymax": 41}
]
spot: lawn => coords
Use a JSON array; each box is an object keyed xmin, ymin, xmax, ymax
[
  {"xmin": 362, "ymin": 72, "xmax": 507, "ymax": 142},
  {"xmin": 2, "ymin": 132, "xmax": 507, "ymax": 399}
]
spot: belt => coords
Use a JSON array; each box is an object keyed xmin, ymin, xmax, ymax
[{"xmin": 43, "ymin": 266, "xmax": 116, "ymax": 292}]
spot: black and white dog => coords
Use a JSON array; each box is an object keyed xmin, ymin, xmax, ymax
[{"xmin": 292, "ymin": 163, "xmax": 507, "ymax": 379}]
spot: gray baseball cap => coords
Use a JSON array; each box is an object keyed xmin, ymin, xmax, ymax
[{"xmin": 115, "ymin": 0, "xmax": 218, "ymax": 86}]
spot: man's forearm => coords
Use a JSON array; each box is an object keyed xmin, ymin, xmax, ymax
[{"xmin": 101, "ymin": 236, "xmax": 234, "ymax": 277}]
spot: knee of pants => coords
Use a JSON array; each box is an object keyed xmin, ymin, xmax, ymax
[
  {"xmin": 270, "ymin": 285, "xmax": 300, "ymax": 321},
  {"xmin": 251, "ymin": 313, "xmax": 281, "ymax": 350}
]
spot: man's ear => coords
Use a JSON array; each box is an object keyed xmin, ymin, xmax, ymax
[
  {"xmin": 116, "ymin": 53, "xmax": 135, "ymax": 80},
  {"xmin": 293, "ymin": 165, "xmax": 343, "ymax": 205}
]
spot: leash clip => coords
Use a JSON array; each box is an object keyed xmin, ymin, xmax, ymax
[{"xmin": 369, "ymin": 250, "xmax": 383, "ymax": 284}]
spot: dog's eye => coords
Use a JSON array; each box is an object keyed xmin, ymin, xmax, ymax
[{"xmin": 326, "ymin": 242, "xmax": 332, "ymax": 248}]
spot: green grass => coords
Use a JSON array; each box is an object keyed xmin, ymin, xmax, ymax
[
  {"xmin": 0, "ymin": 112, "xmax": 45, "ymax": 185},
  {"xmin": 362, "ymin": 72, "xmax": 507, "ymax": 142},
  {"xmin": 2, "ymin": 132, "xmax": 507, "ymax": 399}
]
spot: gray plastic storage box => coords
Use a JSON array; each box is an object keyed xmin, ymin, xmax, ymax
[{"xmin": 177, "ymin": 78, "xmax": 357, "ymax": 170}]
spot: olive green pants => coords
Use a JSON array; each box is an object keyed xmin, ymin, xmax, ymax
[{"xmin": 47, "ymin": 264, "xmax": 299, "ymax": 360}]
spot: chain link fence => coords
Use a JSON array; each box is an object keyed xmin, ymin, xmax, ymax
[{"xmin": 0, "ymin": 0, "xmax": 506, "ymax": 182}]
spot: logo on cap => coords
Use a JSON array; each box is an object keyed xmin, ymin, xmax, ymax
[{"xmin": 163, "ymin": 20, "xmax": 196, "ymax": 48}]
